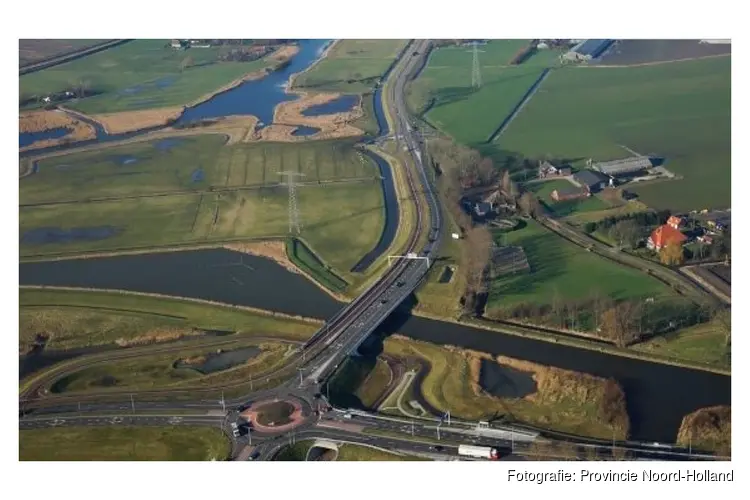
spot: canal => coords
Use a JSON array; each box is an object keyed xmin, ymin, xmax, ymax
[{"xmin": 19, "ymin": 249, "xmax": 731, "ymax": 443}]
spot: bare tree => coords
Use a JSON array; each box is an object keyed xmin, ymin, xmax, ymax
[
  {"xmin": 600, "ymin": 301, "xmax": 642, "ymax": 347},
  {"xmin": 660, "ymin": 242, "xmax": 685, "ymax": 266},
  {"xmin": 518, "ymin": 192, "xmax": 539, "ymax": 218},
  {"xmin": 713, "ymin": 307, "xmax": 731, "ymax": 348}
]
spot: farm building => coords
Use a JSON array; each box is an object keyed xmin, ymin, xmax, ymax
[
  {"xmin": 647, "ymin": 224, "xmax": 687, "ymax": 252},
  {"xmin": 563, "ymin": 39, "xmax": 615, "ymax": 62},
  {"xmin": 695, "ymin": 210, "xmax": 731, "ymax": 233},
  {"xmin": 591, "ymin": 156, "xmax": 653, "ymax": 176},
  {"xmin": 551, "ymin": 185, "xmax": 588, "ymax": 202},
  {"xmin": 538, "ymin": 161, "xmax": 572, "ymax": 178},
  {"xmin": 573, "ymin": 170, "xmax": 609, "ymax": 193}
]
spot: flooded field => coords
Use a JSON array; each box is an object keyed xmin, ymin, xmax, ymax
[
  {"xmin": 21, "ymin": 226, "xmax": 120, "ymax": 245},
  {"xmin": 20, "ymin": 127, "xmax": 71, "ymax": 148}
]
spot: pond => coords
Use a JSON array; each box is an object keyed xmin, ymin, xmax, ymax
[
  {"xmin": 20, "ymin": 127, "xmax": 71, "ymax": 148},
  {"xmin": 291, "ymin": 126, "xmax": 320, "ymax": 137},
  {"xmin": 301, "ymin": 95, "xmax": 358, "ymax": 117},
  {"xmin": 478, "ymin": 359, "xmax": 537, "ymax": 398},
  {"xmin": 174, "ymin": 346, "xmax": 261, "ymax": 375},
  {"xmin": 19, "ymin": 248, "xmax": 731, "ymax": 442},
  {"xmin": 178, "ymin": 39, "xmax": 333, "ymax": 127}
]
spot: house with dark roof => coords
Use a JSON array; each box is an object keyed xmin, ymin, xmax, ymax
[
  {"xmin": 647, "ymin": 224, "xmax": 687, "ymax": 252},
  {"xmin": 538, "ymin": 160, "xmax": 572, "ymax": 178},
  {"xmin": 573, "ymin": 170, "xmax": 609, "ymax": 193},
  {"xmin": 551, "ymin": 185, "xmax": 588, "ymax": 202},
  {"xmin": 474, "ymin": 202, "xmax": 493, "ymax": 217}
]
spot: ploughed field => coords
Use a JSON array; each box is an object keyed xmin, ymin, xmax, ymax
[
  {"xmin": 495, "ymin": 56, "xmax": 730, "ymax": 212},
  {"xmin": 19, "ymin": 136, "xmax": 386, "ymax": 279},
  {"xmin": 20, "ymin": 39, "xmax": 109, "ymax": 67}
]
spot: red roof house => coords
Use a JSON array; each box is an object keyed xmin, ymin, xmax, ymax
[
  {"xmin": 647, "ymin": 224, "xmax": 687, "ymax": 251},
  {"xmin": 667, "ymin": 215, "xmax": 684, "ymax": 230}
]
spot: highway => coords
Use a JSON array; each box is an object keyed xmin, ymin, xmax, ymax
[{"xmin": 18, "ymin": 40, "xmax": 727, "ymax": 462}]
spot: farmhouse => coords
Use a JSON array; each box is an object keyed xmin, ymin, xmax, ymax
[
  {"xmin": 573, "ymin": 170, "xmax": 608, "ymax": 193},
  {"xmin": 591, "ymin": 156, "xmax": 653, "ymax": 177},
  {"xmin": 563, "ymin": 39, "xmax": 615, "ymax": 62},
  {"xmin": 551, "ymin": 185, "xmax": 588, "ymax": 202},
  {"xmin": 647, "ymin": 224, "xmax": 687, "ymax": 252},
  {"xmin": 695, "ymin": 210, "xmax": 731, "ymax": 233},
  {"xmin": 538, "ymin": 161, "xmax": 572, "ymax": 178}
]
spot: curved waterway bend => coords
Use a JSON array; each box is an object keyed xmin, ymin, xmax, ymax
[{"xmin": 19, "ymin": 249, "xmax": 730, "ymax": 443}]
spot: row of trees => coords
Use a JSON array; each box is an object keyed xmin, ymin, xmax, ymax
[
  {"xmin": 487, "ymin": 291, "xmax": 719, "ymax": 347},
  {"xmin": 582, "ymin": 209, "xmax": 672, "ymax": 235}
]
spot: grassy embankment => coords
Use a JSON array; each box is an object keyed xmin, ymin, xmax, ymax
[
  {"xmin": 292, "ymin": 39, "xmax": 410, "ymax": 136},
  {"xmin": 47, "ymin": 340, "xmax": 293, "ymax": 394},
  {"xmin": 407, "ymin": 39, "xmax": 560, "ymax": 145},
  {"xmin": 19, "ymin": 287, "xmax": 318, "ymax": 353},
  {"xmin": 631, "ymin": 319, "xmax": 730, "ymax": 371},
  {"xmin": 328, "ymin": 356, "xmax": 393, "ymax": 409},
  {"xmin": 380, "ymin": 335, "xmax": 630, "ymax": 440},
  {"xmin": 19, "ymin": 427, "xmax": 229, "ymax": 461},
  {"xmin": 19, "ymin": 39, "xmax": 280, "ymax": 114},
  {"xmin": 20, "ymin": 136, "xmax": 385, "ymax": 288},
  {"xmin": 676, "ymin": 405, "xmax": 731, "ymax": 456},
  {"xmin": 495, "ymin": 56, "xmax": 731, "ymax": 211},
  {"xmin": 274, "ymin": 440, "xmax": 420, "ymax": 461}
]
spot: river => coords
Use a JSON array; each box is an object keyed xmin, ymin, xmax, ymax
[{"xmin": 19, "ymin": 249, "xmax": 731, "ymax": 443}]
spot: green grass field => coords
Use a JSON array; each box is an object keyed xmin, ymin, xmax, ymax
[
  {"xmin": 19, "ymin": 39, "xmax": 276, "ymax": 114},
  {"xmin": 337, "ymin": 444, "xmax": 422, "ymax": 461},
  {"xmin": 487, "ymin": 220, "xmax": 672, "ymax": 311},
  {"xmin": 286, "ymin": 238, "xmax": 349, "ymax": 292},
  {"xmin": 19, "ymin": 427, "xmax": 229, "ymax": 460},
  {"xmin": 20, "ymin": 138, "xmax": 386, "ymax": 277},
  {"xmin": 496, "ymin": 56, "xmax": 731, "ymax": 211},
  {"xmin": 19, "ymin": 287, "xmax": 318, "ymax": 352},
  {"xmin": 527, "ymin": 179, "xmax": 611, "ymax": 217},
  {"xmin": 49, "ymin": 341, "xmax": 291, "ymax": 394},
  {"xmin": 631, "ymin": 320, "xmax": 730, "ymax": 370},
  {"xmin": 293, "ymin": 40, "xmax": 408, "ymax": 93},
  {"xmin": 406, "ymin": 40, "xmax": 560, "ymax": 144}
]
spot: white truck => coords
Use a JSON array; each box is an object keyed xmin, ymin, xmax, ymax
[{"xmin": 458, "ymin": 444, "xmax": 499, "ymax": 460}]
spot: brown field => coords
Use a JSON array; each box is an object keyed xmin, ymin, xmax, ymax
[
  {"xmin": 91, "ymin": 106, "xmax": 185, "ymax": 134},
  {"xmin": 256, "ymin": 91, "xmax": 364, "ymax": 142},
  {"xmin": 19, "ymin": 110, "xmax": 97, "ymax": 151},
  {"xmin": 19, "ymin": 39, "xmax": 108, "ymax": 67},
  {"xmin": 676, "ymin": 405, "xmax": 731, "ymax": 456}
]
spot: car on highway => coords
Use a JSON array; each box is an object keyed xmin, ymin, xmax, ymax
[
  {"xmin": 231, "ymin": 422, "xmax": 240, "ymax": 438},
  {"xmin": 430, "ymin": 445, "xmax": 444, "ymax": 452}
]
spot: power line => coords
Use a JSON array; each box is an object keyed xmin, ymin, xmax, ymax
[
  {"xmin": 278, "ymin": 171, "xmax": 305, "ymax": 235},
  {"xmin": 468, "ymin": 41, "xmax": 485, "ymax": 89}
]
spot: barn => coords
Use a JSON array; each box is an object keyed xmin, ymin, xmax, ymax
[
  {"xmin": 592, "ymin": 156, "xmax": 653, "ymax": 177},
  {"xmin": 563, "ymin": 39, "xmax": 615, "ymax": 62}
]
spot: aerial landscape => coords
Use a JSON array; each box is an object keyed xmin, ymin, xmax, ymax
[{"xmin": 18, "ymin": 37, "xmax": 731, "ymax": 462}]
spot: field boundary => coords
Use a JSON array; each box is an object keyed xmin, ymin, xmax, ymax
[{"xmin": 20, "ymin": 40, "xmax": 132, "ymax": 75}]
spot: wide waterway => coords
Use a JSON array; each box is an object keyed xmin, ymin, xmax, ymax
[{"xmin": 19, "ymin": 249, "xmax": 731, "ymax": 443}]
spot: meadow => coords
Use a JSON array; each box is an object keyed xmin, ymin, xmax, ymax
[
  {"xmin": 496, "ymin": 56, "xmax": 731, "ymax": 211},
  {"xmin": 19, "ymin": 427, "xmax": 229, "ymax": 461},
  {"xmin": 20, "ymin": 137, "xmax": 386, "ymax": 277},
  {"xmin": 19, "ymin": 39, "xmax": 275, "ymax": 114},
  {"xmin": 486, "ymin": 220, "xmax": 673, "ymax": 311},
  {"xmin": 406, "ymin": 40, "xmax": 560, "ymax": 144},
  {"xmin": 293, "ymin": 39, "xmax": 408, "ymax": 93}
]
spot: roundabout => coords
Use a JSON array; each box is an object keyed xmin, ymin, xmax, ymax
[{"xmin": 240, "ymin": 397, "xmax": 309, "ymax": 434}]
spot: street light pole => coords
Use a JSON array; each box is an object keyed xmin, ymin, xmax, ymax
[
  {"xmin": 130, "ymin": 394, "xmax": 135, "ymax": 414},
  {"xmin": 220, "ymin": 391, "xmax": 226, "ymax": 413}
]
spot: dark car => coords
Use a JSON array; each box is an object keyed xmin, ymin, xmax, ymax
[{"xmin": 431, "ymin": 445, "xmax": 444, "ymax": 452}]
